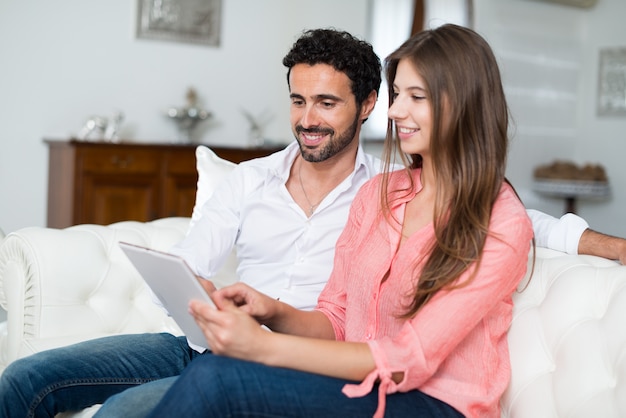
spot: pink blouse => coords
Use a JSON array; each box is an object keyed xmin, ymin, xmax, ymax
[{"xmin": 315, "ymin": 169, "xmax": 533, "ymax": 418}]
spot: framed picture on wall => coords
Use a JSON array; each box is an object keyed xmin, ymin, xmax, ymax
[
  {"xmin": 597, "ymin": 47, "xmax": 626, "ymax": 116},
  {"xmin": 136, "ymin": 0, "xmax": 221, "ymax": 47}
]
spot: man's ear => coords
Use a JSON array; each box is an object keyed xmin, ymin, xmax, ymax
[{"xmin": 360, "ymin": 90, "xmax": 378, "ymax": 122}]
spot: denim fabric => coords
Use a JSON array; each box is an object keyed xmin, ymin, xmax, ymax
[
  {"xmin": 0, "ymin": 333, "xmax": 202, "ymax": 418},
  {"xmin": 94, "ymin": 376, "xmax": 178, "ymax": 418},
  {"xmin": 147, "ymin": 355, "xmax": 464, "ymax": 418}
]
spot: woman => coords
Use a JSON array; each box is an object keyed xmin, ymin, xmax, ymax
[{"xmin": 146, "ymin": 24, "xmax": 533, "ymax": 418}]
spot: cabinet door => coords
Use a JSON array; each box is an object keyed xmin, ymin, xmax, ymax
[
  {"xmin": 162, "ymin": 174, "xmax": 197, "ymax": 218},
  {"xmin": 76, "ymin": 147, "xmax": 161, "ymax": 224},
  {"xmin": 162, "ymin": 149, "xmax": 197, "ymax": 218},
  {"xmin": 79, "ymin": 174, "xmax": 160, "ymax": 224}
]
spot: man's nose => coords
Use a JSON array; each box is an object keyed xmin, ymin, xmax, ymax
[{"xmin": 299, "ymin": 105, "xmax": 321, "ymax": 128}]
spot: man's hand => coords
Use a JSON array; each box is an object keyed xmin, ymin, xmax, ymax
[{"xmin": 196, "ymin": 276, "xmax": 216, "ymax": 294}]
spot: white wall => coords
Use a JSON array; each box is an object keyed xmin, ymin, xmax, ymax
[
  {"xmin": 0, "ymin": 0, "xmax": 369, "ymax": 234},
  {"xmin": 577, "ymin": 0, "xmax": 626, "ymax": 237},
  {"xmin": 1, "ymin": 0, "xmax": 625, "ymax": 238},
  {"xmin": 473, "ymin": 0, "xmax": 626, "ymax": 237}
]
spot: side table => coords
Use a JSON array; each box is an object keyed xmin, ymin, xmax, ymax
[{"xmin": 532, "ymin": 179, "xmax": 611, "ymax": 214}]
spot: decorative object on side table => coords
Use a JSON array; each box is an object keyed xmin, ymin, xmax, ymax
[
  {"xmin": 241, "ymin": 108, "xmax": 273, "ymax": 147},
  {"xmin": 76, "ymin": 111, "xmax": 125, "ymax": 142},
  {"xmin": 166, "ymin": 87, "xmax": 212, "ymax": 143},
  {"xmin": 533, "ymin": 160, "xmax": 611, "ymax": 214}
]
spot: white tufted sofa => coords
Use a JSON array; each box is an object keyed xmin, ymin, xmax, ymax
[
  {"xmin": 0, "ymin": 218, "xmax": 188, "ymax": 372},
  {"xmin": 0, "ymin": 217, "xmax": 239, "ymax": 418},
  {"xmin": 0, "ymin": 217, "xmax": 241, "ymax": 372},
  {"xmin": 1, "ymin": 142, "xmax": 626, "ymax": 417},
  {"xmin": 0, "ymin": 221, "xmax": 625, "ymax": 417}
]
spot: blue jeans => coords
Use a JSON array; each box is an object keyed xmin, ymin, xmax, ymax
[
  {"xmin": 94, "ymin": 376, "xmax": 178, "ymax": 418},
  {"xmin": 147, "ymin": 355, "xmax": 464, "ymax": 418},
  {"xmin": 0, "ymin": 333, "xmax": 203, "ymax": 418}
]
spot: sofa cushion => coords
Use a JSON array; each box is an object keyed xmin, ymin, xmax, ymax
[{"xmin": 190, "ymin": 146, "xmax": 236, "ymax": 229}]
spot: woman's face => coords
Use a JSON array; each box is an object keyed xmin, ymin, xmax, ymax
[{"xmin": 387, "ymin": 58, "xmax": 432, "ymax": 157}]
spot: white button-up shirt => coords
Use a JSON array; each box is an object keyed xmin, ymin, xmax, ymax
[{"xmin": 170, "ymin": 141, "xmax": 382, "ymax": 311}]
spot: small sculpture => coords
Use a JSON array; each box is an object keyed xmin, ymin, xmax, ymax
[
  {"xmin": 77, "ymin": 111, "xmax": 125, "ymax": 142},
  {"xmin": 166, "ymin": 88, "xmax": 212, "ymax": 143},
  {"xmin": 241, "ymin": 108, "xmax": 273, "ymax": 147}
]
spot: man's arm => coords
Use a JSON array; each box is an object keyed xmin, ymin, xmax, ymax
[
  {"xmin": 578, "ymin": 229, "xmax": 626, "ymax": 265},
  {"xmin": 527, "ymin": 209, "xmax": 626, "ymax": 264}
]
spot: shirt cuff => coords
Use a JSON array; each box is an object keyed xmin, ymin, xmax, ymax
[{"xmin": 527, "ymin": 209, "xmax": 589, "ymax": 255}]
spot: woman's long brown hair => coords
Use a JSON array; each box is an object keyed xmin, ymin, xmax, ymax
[{"xmin": 381, "ymin": 24, "xmax": 511, "ymax": 317}]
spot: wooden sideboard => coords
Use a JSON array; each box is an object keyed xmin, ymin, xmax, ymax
[{"xmin": 45, "ymin": 139, "xmax": 283, "ymax": 228}]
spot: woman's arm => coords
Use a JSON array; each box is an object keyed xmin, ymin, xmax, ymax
[
  {"xmin": 211, "ymin": 282, "xmax": 335, "ymax": 338},
  {"xmin": 188, "ymin": 292, "xmax": 378, "ymax": 382},
  {"xmin": 255, "ymin": 330, "xmax": 376, "ymax": 382}
]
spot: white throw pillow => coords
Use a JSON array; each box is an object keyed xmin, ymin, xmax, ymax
[{"xmin": 190, "ymin": 145, "xmax": 237, "ymax": 229}]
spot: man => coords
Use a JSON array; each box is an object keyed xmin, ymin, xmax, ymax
[{"xmin": 0, "ymin": 28, "xmax": 623, "ymax": 418}]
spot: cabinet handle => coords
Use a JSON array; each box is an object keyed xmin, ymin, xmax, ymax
[{"xmin": 110, "ymin": 155, "xmax": 133, "ymax": 168}]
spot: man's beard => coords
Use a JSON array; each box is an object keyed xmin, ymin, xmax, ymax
[{"xmin": 294, "ymin": 116, "xmax": 360, "ymax": 163}]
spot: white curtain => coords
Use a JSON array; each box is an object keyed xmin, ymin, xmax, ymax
[
  {"xmin": 424, "ymin": 0, "xmax": 470, "ymax": 29},
  {"xmin": 363, "ymin": 0, "xmax": 470, "ymax": 141},
  {"xmin": 364, "ymin": 0, "xmax": 415, "ymax": 141}
]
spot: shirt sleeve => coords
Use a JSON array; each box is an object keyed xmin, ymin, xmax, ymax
[
  {"xmin": 169, "ymin": 165, "xmax": 245, "ymax": 278},
  {"xmin": 527, "ymin": 209, "xmax": 588, "ymax": 255}
]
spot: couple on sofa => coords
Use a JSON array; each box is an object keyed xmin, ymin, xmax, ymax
[{"xmin": 1, "ymin": 26, "xmax": 625, "ymax": 418}]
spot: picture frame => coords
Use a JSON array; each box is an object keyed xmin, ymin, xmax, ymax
[
  {"xmin": 136, "ymin": 0, "xmax": 221, "ymax": 47},
  {"xmin": 597, "ymin": 47, "xmax": 626, "ymax": 116}
]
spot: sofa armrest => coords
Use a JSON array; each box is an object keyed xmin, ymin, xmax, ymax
[
  {"xmin": 0, "ymin": 217, "xmax": 192, "ymax": 370},
  {"xmin": 502, "ymin": 247, "xmax": 626, "ymax": 417}
]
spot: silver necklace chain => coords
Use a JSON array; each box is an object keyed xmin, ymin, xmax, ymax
[{"xmin": 298, "ymin": 161, "xmax": 326, "ymax": 216}]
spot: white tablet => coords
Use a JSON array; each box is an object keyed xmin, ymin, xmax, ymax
[{"xmin": 119, "ymin": 241, "xmax": 214, "ymax": 349}]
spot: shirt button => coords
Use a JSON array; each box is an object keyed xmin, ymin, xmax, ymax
[{"xmin": 366, "ymin": 333, "xmax": 372, "ymax": 340}]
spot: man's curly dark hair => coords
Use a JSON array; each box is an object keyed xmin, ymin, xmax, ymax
[{"xmin": 282, "ymin": 28, "xmax": 382, "ymax": 106}]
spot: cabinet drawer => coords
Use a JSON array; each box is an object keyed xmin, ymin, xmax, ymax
[{"xmin": 79, "ymin": 148, "xmax": 159, "ymax": 174}]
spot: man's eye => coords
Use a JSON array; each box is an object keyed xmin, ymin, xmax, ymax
[
  {"xmin": 291, "ymin": 99, "xmax": 304, "ymax": 106},
  {"xmin": 321, "ymin": 102, "xmax": 335, "ymax": 108}
]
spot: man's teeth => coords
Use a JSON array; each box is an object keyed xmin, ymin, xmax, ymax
[{"xmin": 304, "ymin": 133, "xmax": 324, "ymax": 139}]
